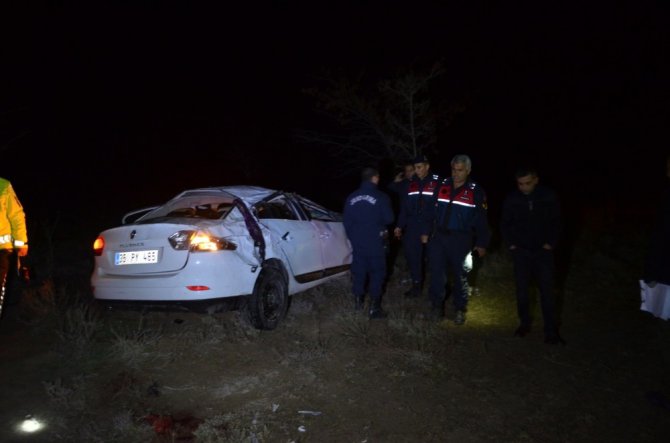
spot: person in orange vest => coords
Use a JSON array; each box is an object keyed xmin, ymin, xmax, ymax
[{"xmin": 0, "ymin": 177, "xmax": 28, "ymax": 318}]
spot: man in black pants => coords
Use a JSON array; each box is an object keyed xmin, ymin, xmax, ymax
[
  {"xmin": 501, "ymin": 167, "xmax": 562, "ymax": 344},
  {"xmin": 427, "ymin": 154, "xmax": 490, "ymax": 324},
  {"xmin": 386, "ymin": 160, "xmax": 415, "ymax": 283},
  {"xmin": 393, "ymin": 155, "xmax": 441, "ymax": 298},
  {"xmin": 344, "ymin": 167, "xmax": 395, "ymax": 319}
]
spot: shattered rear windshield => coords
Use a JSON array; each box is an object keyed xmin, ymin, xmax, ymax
[{"xmin": 139, "ymin": 196, "xmax": 235, "ymax": 222}]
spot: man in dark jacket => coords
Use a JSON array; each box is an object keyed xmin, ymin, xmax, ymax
[
  {"xmin": 393, "ymin": 155, "xmax": 441, "ymax": 298},
  {"xmin": 501, "ymin": 167, "xmax": 562, "ymax": 344},
  {"xmin": 427, "ymin": 154, "xmax": 490, "ymax": 325},
  {"xmin": 387, "ymin": 160, "xmax": 415, "ymax": 199},
  {"xmin": 344, "ymin": 167, "xmax": 395, "ymax": 319},
  {"xmin": 386, "ymin": 160, "xmax": 415, "ymax": 282}
]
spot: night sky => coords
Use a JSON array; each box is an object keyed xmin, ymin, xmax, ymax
[{"xmin": 3, "ymin": 2, "xmax": 669, "ymax": 234}]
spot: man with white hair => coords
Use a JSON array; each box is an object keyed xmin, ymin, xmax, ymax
[{"xmin": 427, "ymin": 155, "xmax": 490, "ymax": 325}]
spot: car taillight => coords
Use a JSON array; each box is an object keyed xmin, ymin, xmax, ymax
[
  {"xmin": 168, "ymin": 230, "xmax": 194, "ymax": 250},
  {"xmin": 168, "ymin": 230, "xmax": 236, "ymax": 252},
  {"xmin": 93, "ymin": 236, "xmax": 105, "ymax": 256}
]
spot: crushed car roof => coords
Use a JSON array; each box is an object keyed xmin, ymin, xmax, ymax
[{"xmin": 175, "ymin": 186, "xmax": 279, "ymax": 205}]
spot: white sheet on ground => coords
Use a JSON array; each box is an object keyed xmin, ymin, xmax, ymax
[{"xmin": 640, "ymin": 280, "xmax": 670, "ymax": 321}]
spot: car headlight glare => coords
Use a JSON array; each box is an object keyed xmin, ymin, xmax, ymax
[{"xmin": 191, "ymin": 233, "xmax": 220, "ymax": 251}]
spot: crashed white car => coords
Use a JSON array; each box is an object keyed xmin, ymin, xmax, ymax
[{"xmin": 91, "ymin": 186, "xmax": 352, "ymax": 329}]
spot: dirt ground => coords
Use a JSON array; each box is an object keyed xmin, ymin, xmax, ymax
[{"xmin": 0, "ymin": 224, "xmax": 669, "ymax": 442}]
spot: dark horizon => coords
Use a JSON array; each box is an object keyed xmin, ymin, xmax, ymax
[{"xmin": 3, "ymin": 2, "xmax": 668, "ymax": 231}]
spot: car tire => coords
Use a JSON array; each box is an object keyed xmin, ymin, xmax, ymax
[{"xmin": 246, "ymin": 264, "xmax": 288, "ymax": 330}]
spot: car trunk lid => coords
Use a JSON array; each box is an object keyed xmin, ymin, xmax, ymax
[{"xmin": 98, "ymin": 223, "xmax": 196, "ymax": 275}]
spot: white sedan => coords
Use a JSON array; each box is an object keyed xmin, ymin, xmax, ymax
[{"xmin": 91, "ymin": 186, "xmax": 352, "ymax": 329}]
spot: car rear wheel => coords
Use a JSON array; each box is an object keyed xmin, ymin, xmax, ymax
[{"xmin": 246, "ymin": 265, "xmax": 288, "ymax": 330}]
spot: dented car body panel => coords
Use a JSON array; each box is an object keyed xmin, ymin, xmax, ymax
[{"xmin": 92, "ymin": 186, "xmax": 352, "ymax": 310}]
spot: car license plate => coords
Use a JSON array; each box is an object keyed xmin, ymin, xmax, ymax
[{"xmin": 114, "ymin": 250, "xmax": 159, "ymax": 265}]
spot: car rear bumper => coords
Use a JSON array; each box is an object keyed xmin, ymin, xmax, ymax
[
  {"xmin": 91, "ymin": 253, "xmax": 257, "ymax": 301},
  {"xmin": 96, "ymin": 296, "xmax": 243, "ymax": 314},
  {"xmin": 92, "ymin": 282, "xmax": 249, "ymax": 301}
]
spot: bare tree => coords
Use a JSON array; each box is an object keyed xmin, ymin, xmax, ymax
[
  {"xmin": 379, "ymin": 62, "xmax": 443, "ymax": 160},
  {"xmin": 299, "ymin": 62, "xmax": 446, "ymax": 174}
]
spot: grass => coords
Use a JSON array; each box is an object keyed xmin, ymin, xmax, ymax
[
  {"xmin": 108, "ymin": 316, "xmax": 170, "ymax": 370},
  {"xmin": 335, "ymin": 311, "xmax": 372, "ymax": 342},
  {"xmin": 2, "ymin": 220, "xmax": 668, "ymax": 442},
  {"xmin": 386, "ymin": 315, "xmax": 444, "ymax": 353},
  {"xmin": 55, "ymin": 301, "xmax": 103, "ymax": 356},
  {"xmin": 193, "ymin": 411, "xmax": 271, "ymax": 443},
  {"xmin": 20, "ymin": 251, "xmax": 535, "ymax": 440}
]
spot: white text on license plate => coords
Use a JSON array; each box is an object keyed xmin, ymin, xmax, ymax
[{"xmin": 115, "ymin": 250, "xmax": 159, "ymax": 265}]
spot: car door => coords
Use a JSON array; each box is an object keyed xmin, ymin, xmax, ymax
[
  {"xmin": 254, "ymin": 195, "xmax": 324, "ymax": 283},
  {"xmin": 294, "ymin": 196, "xmax": 352, "ymax": 276}
]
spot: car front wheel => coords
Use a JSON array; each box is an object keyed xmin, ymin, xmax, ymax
[{"xmin": 246, "ymin": 265, "xmax": 288, "ymax": 330}]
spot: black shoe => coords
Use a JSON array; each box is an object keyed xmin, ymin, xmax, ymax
[
  {"xmin": 354, "ymin": 295, "xmax": 365, "ymax": 311},
  {"xmin": 369, "ymin": 308, "xmax": 388, "ymax": 319},
  {"xmin": 454, "ymin": 310, "xmax": 466, "ymax": 325},
  {"xmin": 514, "ymin": 325, "xmax": 530, "ymax": 337}
]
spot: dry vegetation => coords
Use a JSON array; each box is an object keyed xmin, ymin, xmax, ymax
[{"xmin": 0, "ymin": 222, "xmax": 668, "ymax": 442}]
